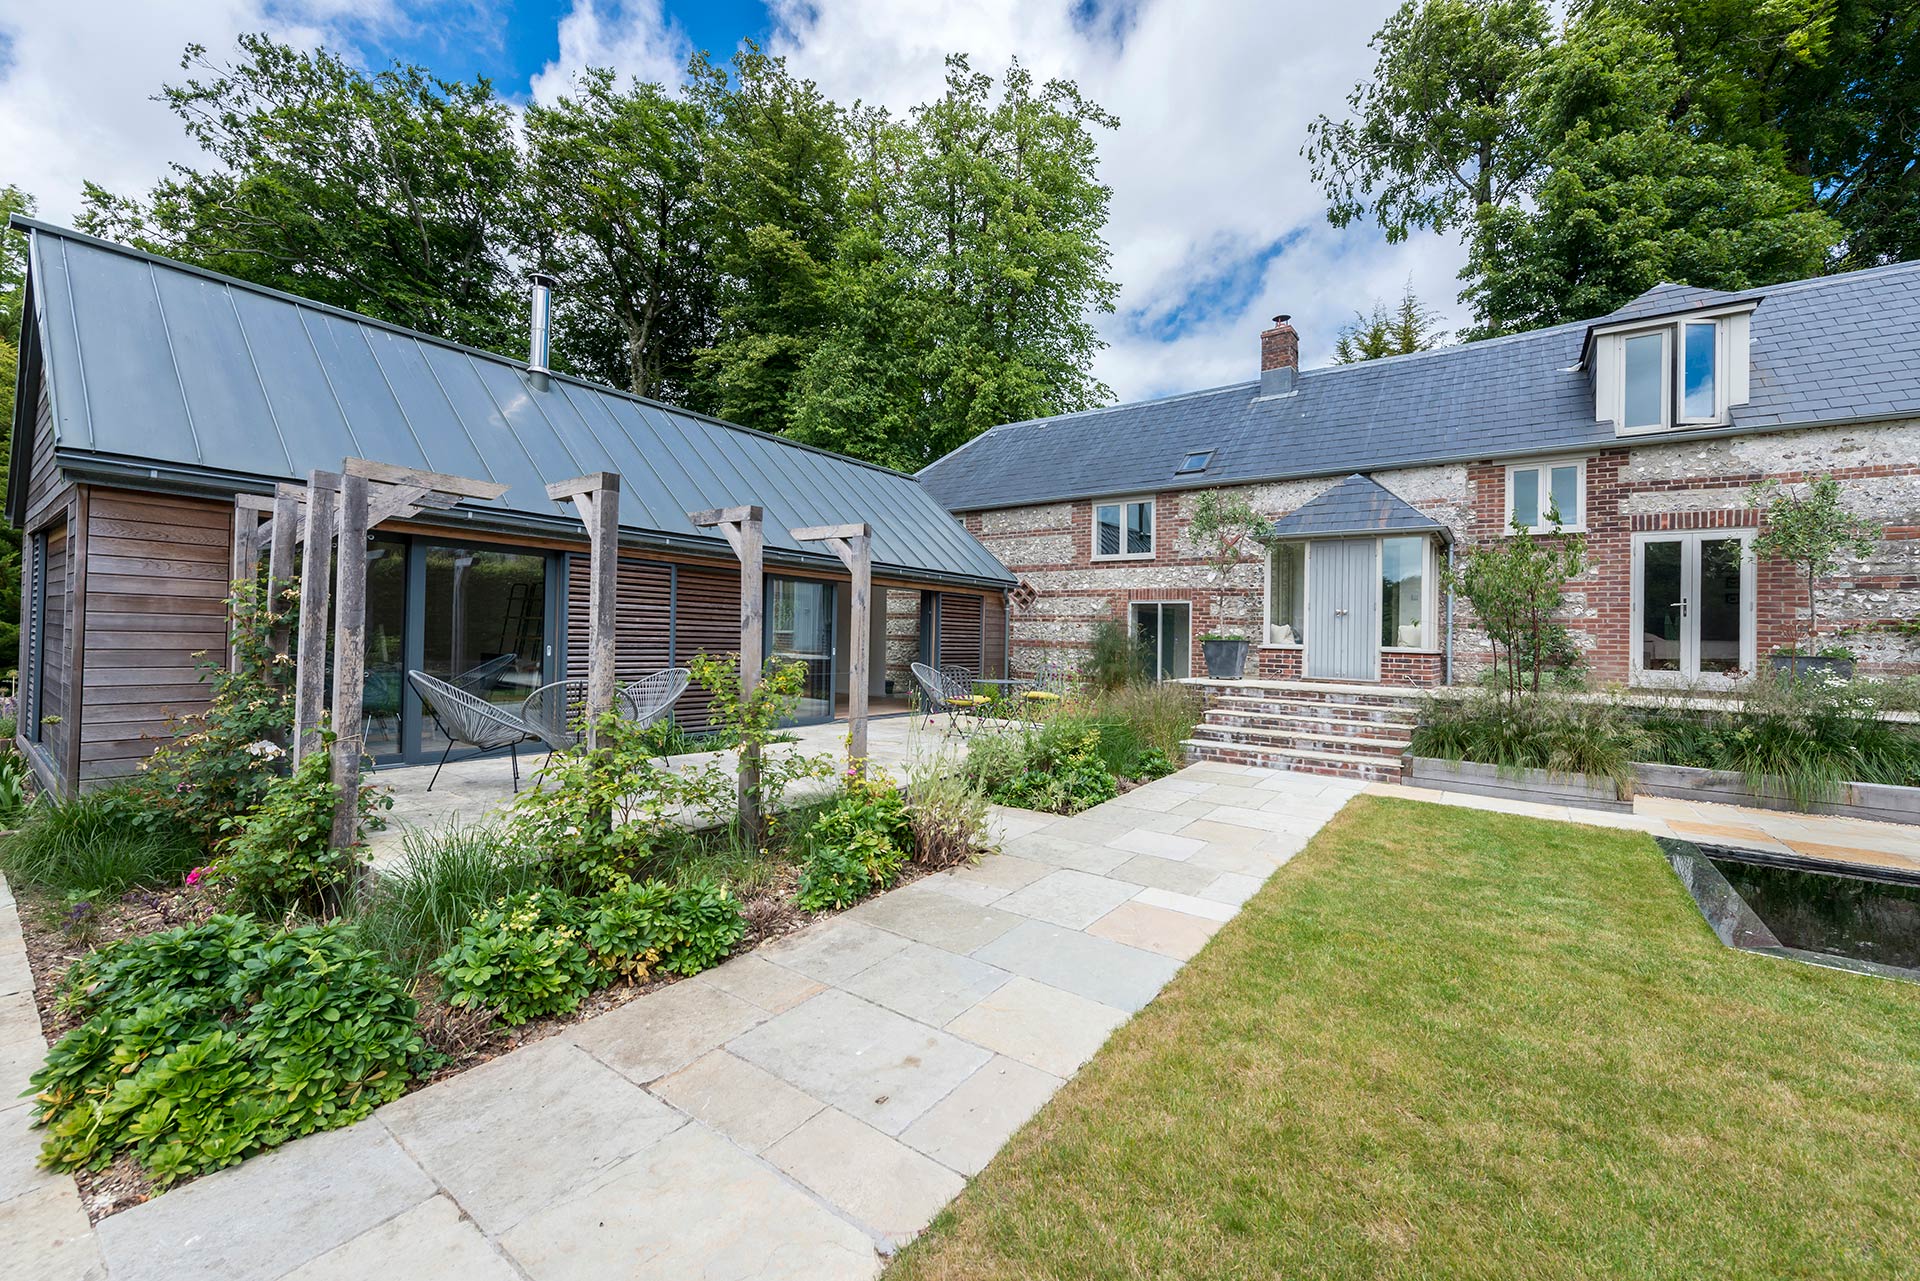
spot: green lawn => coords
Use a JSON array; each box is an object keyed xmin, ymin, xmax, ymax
[{"xmin": 890, "ymin": 797, "xmax": 1920, "ymax": 1280}]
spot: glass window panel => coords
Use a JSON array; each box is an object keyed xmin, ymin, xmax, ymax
[
  {"xmin": 1682, "ymin": 321, "xmax": 1717, "ymax": 419},
  {"xmin": 1624, "ymin": 332, "xmax": 1666, "ymax": 428},
  {"xmin": 768, "ymin": 577, "xmax": 835, "ymax": 721},
  {"xmin": 1095, "ymin": 504, "xmax": 1121, "ymax": 556},
  {"xmin": 1641, "ymin": 539, "xmax": 1684, "ymax": 672},
  {"xmin": 419, "ymin": 544, "xmax": 549, "ymax": 754},
  {"xmin": 362, "ymin": 536, "xmax": 406, "ymax": 760},
  {"xmin": 1269, "ymin": 543, "xmax": 1305, "ymax": 640},
  {"xmin": 1697, "ymin": 538, "xmax": 1744, "ymax": 674},
  {"xmin": 1126, "ymin": 501, "xmax": 1154, "ymax": 555},
  {"xmin": 1161, "ymin": 603, "xmax": 1190, "ymax": 679},
  {"xmin": 1511, "ymin": 468, "xmax": 1540, "ymax": 529},
  {"xmin": 1380, "ymin": 536, "xmax": 1425, "ymax": 648},
  {"xmin": 1131, "ymin": 604, "xmax": 1159, "ymax": 680},
  {"xmin": 1549, "ymin": 465, "xmax": 1579, "ymax": 527}
]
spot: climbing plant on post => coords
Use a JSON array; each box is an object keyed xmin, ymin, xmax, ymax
[{"xmin": 690, "ymin": 505, "xmax": 767, "ymax": 844}]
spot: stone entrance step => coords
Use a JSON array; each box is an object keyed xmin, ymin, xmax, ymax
[{"xmin": 1181, "ymin": 679, "xmax": 1425, "ymax": 782}]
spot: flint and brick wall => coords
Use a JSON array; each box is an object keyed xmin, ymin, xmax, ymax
[{"xmin": 960, "ymin": 416, "xmax": 1920, "ymax": 685}]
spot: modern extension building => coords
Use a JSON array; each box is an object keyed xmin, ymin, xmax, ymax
[{"xmin": 7, "ymin": 219, "xmax": 1012, "ymax": 794}]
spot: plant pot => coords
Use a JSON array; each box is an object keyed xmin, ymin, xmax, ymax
[
  {"xmin": 1769, "ymin": 654, "xmax": 1856, "ymax": 681},
  {"xmin": 1200, "ymin": 638, "xmax": 1250, "ymax": 680}
]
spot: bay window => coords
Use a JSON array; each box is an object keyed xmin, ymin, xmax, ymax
[{"xmin": 1267, "ymin": 542, "xmax": 1305, "ymax": 645}]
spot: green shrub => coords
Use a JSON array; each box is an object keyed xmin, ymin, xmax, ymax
[
  {"xmin": 0, "ymin": 785, "xmax": 201, "ymax": 901},
  {"xmin": 431, "ymin": 888, "xmax": 596, "ymax": 1025},
  {"xmin": 961, "ymin": 731, "xmax": 1031, "ymax": 796},
  {"xmin": 214, "ymin": 741, "xmax": 389, "ymax": 915},
  {"xmin": 581, "ymin": 878, "xmax": 745, "ymax": 979},
  {"xmin": 1094, "ymin": 682, "xmax": 1199, "ymax": 766},
  {"xmin": 346, "ymin": 823, "xmax": 544, "ymax": 984},
  {"xmin": 797, "ymin": 774, "xmax": 912, "ymax": 911},
  {"xmin": 30, "ymin": 915, "xmax": 420, "ymax": 1186},
  {"xmin": 906, "ymin": 739, "xmax": 995, "ymax": 871},
  {"xmin": 0, "ymin": 750, "xmax": 34, "ymax": 826},
  {"xmin": 1082, "ymin": 620, "xmax": 1146, "ymax": 692},
  {"xmin": 1410, "ymin": 692, "xmax": 1647, "ymax": 790}
]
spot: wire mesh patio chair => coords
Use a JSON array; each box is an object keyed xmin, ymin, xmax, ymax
[
  {"xmin": 406, "ymin": 669, "xmax": 539, "ymax": 792},
  {"xmin": 520, "ymin": 669, "xmax": 691, "ymax": 754},
  {"xmin": 1017, "ymin": 658, "xmax": 1075, "ymax": 721},
  {"xmin": 911, "ymin": 661, "xmax": 988, "ymax": 731},
  {"xmin": 446, "ymin": 652, "xmax": 518, "ymax": 696}
]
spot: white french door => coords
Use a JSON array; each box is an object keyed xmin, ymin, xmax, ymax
[{"xmin": 1631, "ymin": 531, "xmax": 1755, "ymax": 687}]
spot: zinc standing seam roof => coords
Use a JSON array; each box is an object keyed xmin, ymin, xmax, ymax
[
  {"xmin": 918, "ymin": 259, "xmax": 1920, "ymax": 513},
  {"xmin": 13, "ymin": 218, "xmax": 1012, "ymax": 588}
]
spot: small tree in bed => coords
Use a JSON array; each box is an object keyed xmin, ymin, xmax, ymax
[
  {"xmin": 1748, "ymin": 473, "xmax": 1881, "ymax": 657},
  {"xmin": 1445, "ymin": 509, "xmax": 1588, "ymax": 701}
]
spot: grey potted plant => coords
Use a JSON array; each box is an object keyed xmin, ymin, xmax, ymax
[
  {"xmin": 1748, "ymin": 473, "xmax": 1881, "ymax": 680},
  {"xmin": 1187, "ymin": 489, "xmax": 1273, "ymax": 680}
]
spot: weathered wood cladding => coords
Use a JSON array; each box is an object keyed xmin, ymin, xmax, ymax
[
  {"xmin": 78, "ymin": 489, "xmax": 233, "ymax": 780},
  {"xmin": 28, "ymin": 520, "xmax": 72, "ymax": 783},
  {"xmin": 936, "ymin": 593, "xmax": 985, "ymax": 672},
  {"xmin": 24, "ymin": 377, "xmax": 64, "ymax": 523},
  {"xmin": 983, "ymin": 593, "xmax": 1007, "ymax": 679}
]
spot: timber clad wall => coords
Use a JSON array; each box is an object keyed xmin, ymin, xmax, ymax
[
  {"xmin": 33, "ymin": 523, "xmax": 71, "ymax": 776},
  {"xmin": 935, "ymin": 593, "xmax": 984, "ymax": 671},
  {"xmin": 79, "ymin": 490, "xmax": 233, "ymax": 780},
  {"xmin": 564, "ymin": 554, "xmax": 740, "ymax": 730}
]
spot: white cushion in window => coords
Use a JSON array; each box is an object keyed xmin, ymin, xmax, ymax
[{"xmin": 1397, "ymin": 622, "xmax": 1422, "ymax": 649}]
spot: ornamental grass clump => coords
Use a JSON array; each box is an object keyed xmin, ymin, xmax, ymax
[
  {"xmin": 29, "ymin": 915, "xmax": 422, "ymax": 1186},
  {"xmin": 0, "ymin": 784, "xmax": 201, "ymax": 902},
  {"xmin": 1410, "ymin": 691, "xmax": 1647, "ymax": 791},
  {"xmin": 345, "ymin": 822, "xmax": 545, "ymax": 984}
]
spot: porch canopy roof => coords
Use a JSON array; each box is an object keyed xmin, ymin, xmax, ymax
[
  {"xmin": 1266, "ymin": 474, "xmax": 1452, "ymax": 543},
  {"xmin": 8, "ymin": 217, "xmax": 1014, "ymax": 591}
]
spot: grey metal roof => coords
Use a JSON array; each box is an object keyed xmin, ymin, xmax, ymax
[
  {"xmin": 919, "ymin": 258, "xmax": 1920, "ymax": 513},
  {"xmin": 11, "ymin": 218, "xmax": 1011, "ymax": 588},
  {"xmin": 1267, "ymin": 474, "xmax": 1448, "ymax": 541}
]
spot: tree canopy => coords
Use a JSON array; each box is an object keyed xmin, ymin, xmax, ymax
[
  {"xmin": 1331, "ymin": 283, "xmax": 1448, "ymax": 362},
  {"xmin": 73, "ymin": 36, "xmax": 1119, "ymax": 473},
  {"xmin": 1309, "ymin": 0, "xmax": 1909, "ymax": 337}
]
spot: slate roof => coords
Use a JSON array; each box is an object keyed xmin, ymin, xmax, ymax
[
  {"xmin": 919, "ymin": 259, "xmax": 1920, "ymax": 513},
  {"xmin": 1267, "ymin": 474, "xmax": 1449, "ymax": 542},
  {"xmin": 9, "ymin": 218, "xmax": 1011, "ymax": 588}
]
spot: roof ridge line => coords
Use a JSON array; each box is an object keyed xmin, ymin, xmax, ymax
[{"xmin": 8, "ymin": 214, "xmax": 925, "ymax": 485}]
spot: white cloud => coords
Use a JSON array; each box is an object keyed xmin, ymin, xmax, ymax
[{"xmin": 528, "ymin": 0, "xmax": 688, "ymax": 103}]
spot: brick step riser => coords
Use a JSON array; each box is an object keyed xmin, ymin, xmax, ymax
[
  {"xmin": 1191, "ymin": 727, "xmax": 1410, "ymax": 758},
  {"xmin": 1195, "ymin": 718, "xmax": 1412, "ymax": 747},
  {"xmin": 1184, "ymin": 742, "xmax": 1403, "ymax": 783},
  {"xmin": 1208, "ymin": 697, "xmax": 1419, "ymax": 719},
  {"xmin": 1203, "ymin": 708, "xmax": 1416, "ymax": 733},
  {"xmin": 1193, "ymin": 684, "xmax": 1425, "ymax": 711}
]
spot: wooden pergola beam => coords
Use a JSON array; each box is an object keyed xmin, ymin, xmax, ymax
[
  {"xmin": 343, "ymin": 457, "xmax": 510, "ymax": 502},
  {"xmin": 330, "ymin": 471, "xmax": 369, "ymax": 850},
  {"xmin": 792, "ymin": 521, "xmax": 873, "ymax": 764},
  {"xmin": 692, "ymin": 504, "xmax": 765, "ymax": 839},
  {"xmin": 549, "ymin": 473, "xmax": 621, "ymax": 746}
]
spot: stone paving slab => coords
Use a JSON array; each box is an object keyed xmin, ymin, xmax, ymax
[
  {"xmin": 840, "ymin": 940, "xmax": 1011, "ymax": 1027},
  {"xmin": 943, "ymin": 976, "xmax": 1131, "ymax": 1078},
  {"xmin": 764, "ymin": 1108, "xmax": 966, "ymax": 1245},
  {"xmin": 500, "ymin": 1121, "xmax": 881, "ymax": 1280},
  {"xmin": 1000, "ymin": 830, "xmax": 1132, "ymax": 875},
  {"xmin": 569, "ymin": 974, "xmax": 770, "ymax": 1084},
  {"xmin": 379, "ymin": 1037, "xmax": 686, "ymax": 1234},
  {"xmin": 1, "ymin": 1180, "xmax": 105, "ymax": 1281},
  {"xmin": 281, "ymin": 1194, "xmax": 519, "ymax": 1281},
  {"xmin": 1133, "ymin": 887, "xmax": 1238, "ymax": 924},
  {"xmin": 2, "ymin": 1100, "xmax": 60, "ymax": 1208},
  {"xmin": 1085, "ymin": 901, "xmax": 1224, "ymax": 961},
  {"xmin": 971, "ymin": 919, "xmax": 1182, "ymax": 1013},
  {"xmin": 924, "ymin": 851, "xmax": 1053, "ymax": 903},
  {"xmin": 898, "ymin": 1055, "xmax": 1062, "ymax": 1177},
  {"xmin": 843, "ymin": 886, "xmax": 1024, "ymax": 953},
  {"xmin": 651, "ymin": 1049, "xmax": 825, "ymax": 1154},
  {"xmin": 692, "ymin": 953, "xmax": 829, "ymax": 1014},
  {"xmin": 991, "ymin": 868, "xmax": 1139, "ymax": 930},
  {"xmin": 728, "ymin": 989, "xmax": 992, "ymax": 1136},
  {"xmin": 757, "ymin": 919, "xmax": 913, "ymax": 986},
  {"xmin": 1108, "ymin": 851, "xmax": 1222, "ymax": 895},
  {"xmin": 94, "ymin": 1122, "xmax": 436, "ymax": 1281}
]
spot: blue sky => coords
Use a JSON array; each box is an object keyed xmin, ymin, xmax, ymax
[
  {"xmin": 1, "ymin": 0, "xmax": 1467, "ymax": 402},
  {"xmin": 362, "ymin": 0, "xmax": 773, "ymax": 95}
]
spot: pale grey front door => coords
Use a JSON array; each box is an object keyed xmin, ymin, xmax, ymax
[{"xmin": 1305, "ymin": 538, "xmax": 1379, "ymax": 681}]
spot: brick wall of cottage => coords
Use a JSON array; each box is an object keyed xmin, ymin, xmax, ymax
[{"xmin": 961, "ymin": 417, "xmax": 1920, "ymax": 685}]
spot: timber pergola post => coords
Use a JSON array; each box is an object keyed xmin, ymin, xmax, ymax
[
  {"xmin": 279, "ymin": 458, "xmax": 509, "ymax": 853},
  {"xmin": 547, "ymin": 472, "xmax": 621, "ymax": 749},
  {"xmin": 792, "ymin": 522, "xmax": 872, "ymax": 765},
  {"xmin": 690, "ymin": 505, "xmax": 765, "ymax": 842}
]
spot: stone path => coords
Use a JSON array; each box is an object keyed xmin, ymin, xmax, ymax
[{"xmin": 8, "ymin": 763, "xmax": 1359, "ymax": 1281}]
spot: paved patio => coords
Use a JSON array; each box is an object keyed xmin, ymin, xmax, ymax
[
  {"xmin": 6, "ymin": 763, "xmax": 1361, "ymax": 1281},
  {"xmin": 366, "ymin": 712, "xmax": 969, "ymax": 863}
]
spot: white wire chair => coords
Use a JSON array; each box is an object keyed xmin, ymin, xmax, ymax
[
  {"xmin": 519, "ymin": 668, "xmax": 691, "ymax": 753},
  {"xmin": 407, "ymin": 669, "xmax": 539, "ymax": 792}
]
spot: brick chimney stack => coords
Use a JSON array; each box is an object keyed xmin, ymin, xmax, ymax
[{"xmin": 1260, "ymin": 314, "xmax": 1298, "ymax": 372}]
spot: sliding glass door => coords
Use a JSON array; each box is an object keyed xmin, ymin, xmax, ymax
[
  {"xmin": 1131, "ymin": 602, "xmax": 1191, "ymax": 681},
  {"xmin": 767, "ymin": 576, "xmax": 836, "ymax": 723},
  {"xmin": 417, "ymin": 543, "xmax": 552, "ymax": 755}
]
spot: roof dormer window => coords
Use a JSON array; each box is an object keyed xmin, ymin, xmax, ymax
[{"xmin": 1601, "ymin": 310, "xmax": 1746, "ymax": 434}]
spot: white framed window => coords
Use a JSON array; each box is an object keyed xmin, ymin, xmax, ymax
[
  {"xmin": 1379, "ymin": 535, "xmax": 1434, "ymax": 650},
  {"xmin": 1505, "ymin": 460, "xmax": 1586, "ymax": 533},
  {"xmin": 1093, "ymin": 497, "xmax": 1154, "ymax": 560},
  {"xmin": 1265, "ymin": 541, "xmax": 1306, "ymax": 646},
  {"xmin": 1622, "ymin": 328, "xmax": 1670, "ymax": 430},
  {"xmin": 1678, "ymin": 319, "xmax": 1719, "ymax": 423}
]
